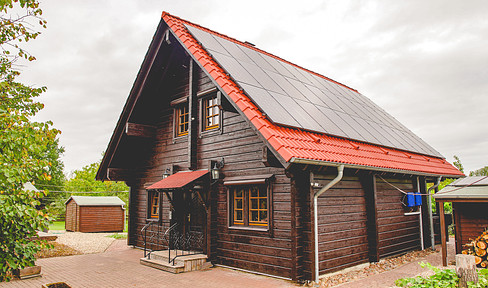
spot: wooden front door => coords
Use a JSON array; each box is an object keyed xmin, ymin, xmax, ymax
[{"xmin": 172, "ymin": 189, "xmax": 206, "ymax": 252}]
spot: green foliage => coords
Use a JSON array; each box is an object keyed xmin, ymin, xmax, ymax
[
  {"xmin": 470, "ymin": 166, "xmax": 488, "ymax": 177},
  {"xmin": 453, "ymin": 155, "xmax": 464, "ymax": 174},
  {"xmin": 395, "ymin": 262, "xmax": 488, "ymax": 287},
  {"xmin": 0, "ymin": 0, "xmax": 61, "ymax": 282},
  {"xmin": 58, "ymin": 161, "xmax": 129, "ymax": 217}
]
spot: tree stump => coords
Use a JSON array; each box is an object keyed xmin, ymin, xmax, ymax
[{"xmin": 456, "ymin": 254, "xmax": 478, "ymax": 288}]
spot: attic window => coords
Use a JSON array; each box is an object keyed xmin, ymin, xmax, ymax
[
  {"xmin": 203, "ymin": 95, "xmax": 220, "ymax": 131},
  {"xmin": 175, "ymin": 104, "xmax": 189, "ymax": 136}
]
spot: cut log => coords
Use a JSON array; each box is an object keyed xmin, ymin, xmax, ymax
[
  {"xmin": 481, "ymin": 261, "xmax": 488, "ymax": 268},
  {"xmin": 475, "ymin": 247, "xmax": 487, "ymax": 257},
  {"xmin": 456, "ymin": 254, "xmax": 479, "ymax": 288},
  {"xmin": 475, "ymin": 256, "xmax": 482, "ymax": 265},
  {"xmin": 476, "ymin": 240, "xmax": 487, "ymax": 250}
]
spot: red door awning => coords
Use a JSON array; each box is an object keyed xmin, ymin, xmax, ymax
[{"xmin": 146, "ymin": 170, "xmax": 209, "ymax": 190}]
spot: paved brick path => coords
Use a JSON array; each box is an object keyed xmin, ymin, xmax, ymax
[{"xmin": 0, "ymin": 241, "xmax": 295, "ymax": 288}]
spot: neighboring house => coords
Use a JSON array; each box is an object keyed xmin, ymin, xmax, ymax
[{"xmin": 96, "ymin": 12, "xmax": 463, "ymax": 281}]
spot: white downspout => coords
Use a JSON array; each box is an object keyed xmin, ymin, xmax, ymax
[
  {"xmin": 417, "ymin": 177, "xmax": 424, "ymax": 250},
  {"xmin": 427, "ymin": 177, "xmax": 441, "ymax": 250},
  {"xmin": 314, "ymin": 165, "xmax": 344, "ymax": 282}
]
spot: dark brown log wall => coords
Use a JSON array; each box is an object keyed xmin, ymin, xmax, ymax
[
  {"xmin": 313, "ymin": 173, "xmax": 369, "ymax": 275},
  {"xmin": 376, "ymin": 177, "xmax": 421, "ymax": 257},
  {"xmin": 127, "ymin": 61, "xmax": 294, "ymax": 279},
  {"xmin": 78, "ymin": 206, "xmax": 125, "ymax": 233},
  {"xmin": 454, "ymin": 203, "xmax": 488, "ymax": 254}
]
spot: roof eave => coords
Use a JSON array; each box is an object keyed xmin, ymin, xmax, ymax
[
  {"xmin": 289, "ymin": 157, "xmax": 463, "ymax": 178},
  {"xmin": 96, "ymin": 19, "xmax": 169, "ymax": 181}
]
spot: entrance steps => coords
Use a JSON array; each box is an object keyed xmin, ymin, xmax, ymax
[{"xmin": 140, "ymin": 250, "xmax": 210, "ymax": 274}]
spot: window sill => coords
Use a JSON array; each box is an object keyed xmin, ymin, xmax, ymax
[
  {"xmin": 228, "ymin": 225, "xmax": 269, "ymax": 232},
  {"xmin": 200, "ymin": 127, "xmax": 221, "ymax": 137},
  {"xmin": 146, "ymin": 218, "xmax": 159, "ymax": 222}
]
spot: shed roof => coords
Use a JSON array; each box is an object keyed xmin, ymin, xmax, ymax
[
  {"xmin": 434, "ymin": 176, "xmax": 488, "ymax": 201},
  {"xmin": 65, "ymin": 196, "xmax": 125, "ymax": 206},
  {"xmin": 146, "ymin": 170, "xmax": 209, "ymax": 190}
]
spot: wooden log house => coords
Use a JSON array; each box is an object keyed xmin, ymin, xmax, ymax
[{"xmin": 96, "ymin": 12, "xmax": 463, "ymax": 281}]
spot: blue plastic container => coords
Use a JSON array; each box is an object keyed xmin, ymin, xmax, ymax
[
  {"xmin": 406, "ymin": 192, "xmax": 416, "ymax": 207},
  {"xmin": 415, "ymin": 192, "xmax": 422, "ymax": 206}
]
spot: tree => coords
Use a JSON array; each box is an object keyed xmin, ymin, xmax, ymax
[
  {"xmin": 0, "ymin": 0, "xmax": 61, "ymax": 281},
  {"xmin": 453, "ymin": 155, "xmax": 464, "ymax": 174},
  {"xmin": 470, "ymin": 166, "xmax": 488, "ymax": 177},
  {"xmin": 62, "ymin": 160, "xmax": 129, "ymax": 214}
]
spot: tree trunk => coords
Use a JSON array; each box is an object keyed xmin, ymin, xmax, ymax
[{"xmin": 456, "ymin": 254, "xmax": 478, "ymax": 288}]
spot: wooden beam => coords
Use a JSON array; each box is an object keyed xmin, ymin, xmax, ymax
[
  {"xmin": 125, "ymin": 122, "xmax": 156, "ymax": 138},
  {"xmin": 188, "ymin": 59, "xmax": 198, "ymax": 170},
  {"xmin": 360, "ymin": 173, "xmax": 380, "ymax": 262},
  {"xmin": 439, "ymin": 201, "xmax": 447, "ymax": 266},
  {"xmin": 419, "ymin": 176, "xmax": 431, "ymax": 249},
  {"xmin": 107, "ymin": 168, "xmax": 134, "ymax": 181}
]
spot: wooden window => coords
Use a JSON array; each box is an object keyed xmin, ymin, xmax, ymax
[
  {"xmin": 230, "ymin": 184, "xmax": 268, "ymax": 227},
  {"xmin": 176, "ymin": 104, "xmax": 189, "ymax": 136},
  {"xmin": 203, "ymin": 95, "xmax": 219, "ymax": 131},
  {"xmin": 149, "ymin": 192, "xmax": 159, "ymax": 219}
]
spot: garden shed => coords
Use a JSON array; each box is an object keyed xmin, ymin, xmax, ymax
[
  {"xmin": 65, "ymin": 196, "xmax": 125, "ymax": 232},
  {"xmin": 434, "ymin": 176, "xmax": 488, "ymax": 266}
]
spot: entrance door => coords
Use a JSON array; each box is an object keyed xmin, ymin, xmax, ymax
[{"xmin": 172, "ymin": 189, "xmax": 206, "ymax": 252}]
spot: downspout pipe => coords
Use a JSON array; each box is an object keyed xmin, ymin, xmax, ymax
[
  {"xmin": 427, "ymin": 176, "xmax": 442, "ymax": 250},
  {"xmin": 314, "ymin": 165, "xmax": 344, "ymax": 282}
]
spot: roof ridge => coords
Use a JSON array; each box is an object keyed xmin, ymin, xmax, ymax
[{"xmin": 161, "ymin": 11, "xmax": 358, "ymax": 93}]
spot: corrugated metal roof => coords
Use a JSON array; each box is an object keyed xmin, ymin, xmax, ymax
[
  {"xmin": 450, "ymin": 176, "xmax": 488, "ymax": 186},
  {"xmin": 66, "ymin": 196, "xmax": 125, "ymax": 206},
  {"xmin": 161, "ymin": 12, "xmax": 463, "ymax": 177},
  {"xmin": 434, "ymin": 176, "xmax": 488, "ymax": 201},
  {"xmin": 146, "ymin": 170, "xmax": 209, "ymax": 190}
]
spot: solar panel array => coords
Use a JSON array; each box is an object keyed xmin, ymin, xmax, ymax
[{"xmin": 185, "ymin": 25, "xmax": 442, "ymax": 158}]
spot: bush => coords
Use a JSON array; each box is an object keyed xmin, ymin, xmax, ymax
[{"xmin": 395, "ymin": 262, "xmax": 488, "ymax": 287}]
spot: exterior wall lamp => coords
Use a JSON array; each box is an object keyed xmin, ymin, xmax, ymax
[
  {"xmin": 211, "ymin": 158, "xmax": 225, "ymax": 181},
  {"xmin": 162, "ymin": 168, "xmax": 171, "ymax": 179}
]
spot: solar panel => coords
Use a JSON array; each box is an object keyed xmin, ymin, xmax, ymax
[{"xmin": 184, "ymin": 24, "xmax": 443, "ymax": 157}]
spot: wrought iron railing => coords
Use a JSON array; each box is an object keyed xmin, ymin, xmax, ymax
[{"xmin": 141, "ymin": 221, "xmax": 204, "ymax": 265}]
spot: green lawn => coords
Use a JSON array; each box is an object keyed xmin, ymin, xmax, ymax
[
  {"xmin": 48, "ymin": 221, "xmax": 65, "ymax": 231},
  {"xmin": 48, "ymin": 220, "xmax": 128, "ymax": 232}
]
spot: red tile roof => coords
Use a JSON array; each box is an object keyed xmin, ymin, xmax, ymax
[
  {"xmin": 146, "ymin": 170, "xmax": 209, "ymax": 190},
  {"xmin": 162, "ymin": 12, "xmax": 463, "ymax": 177}
]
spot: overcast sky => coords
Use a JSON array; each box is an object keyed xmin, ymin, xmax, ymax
[{"xmin": 20, "ymin": 0, "xmax": 488, "ymax": 175}]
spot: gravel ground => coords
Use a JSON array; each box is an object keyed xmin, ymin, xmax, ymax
[
  {"xmin": 303, "ymin": 249, "xmax": 437, "ymax": 287},
  {"xmin": 55, "ymin": 232, "xmax": 116, "ymax": 254}
]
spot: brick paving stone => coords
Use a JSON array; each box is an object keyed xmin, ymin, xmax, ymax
[{"xmin": 0, "ymin": 242, "xmax": 296, "ymax": 288}]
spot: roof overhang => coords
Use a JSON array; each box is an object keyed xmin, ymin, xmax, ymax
[
  {"xmin": 289, "ymin": 157, "xmax": 464, "ymax": 178},
  {"xmin": 146, "ymin": 170, "xmax": 209, "ymax": 190}
]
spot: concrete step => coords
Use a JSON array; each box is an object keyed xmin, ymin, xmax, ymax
[
  {"xmin": 140, "ymin": 250, "xmax": 211, "ymax": 274},
  {"xmin": 140, "ymin": 257, "xmax": 185, "ymax": 274}
]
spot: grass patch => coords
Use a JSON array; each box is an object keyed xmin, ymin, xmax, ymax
[
  {"xmin": 107, "ymin": 233, "xmax": 127, "ymax": 239},
  {"xmin": 48, "ymin": 221, "xmax": 65, "ymax": 231}
]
